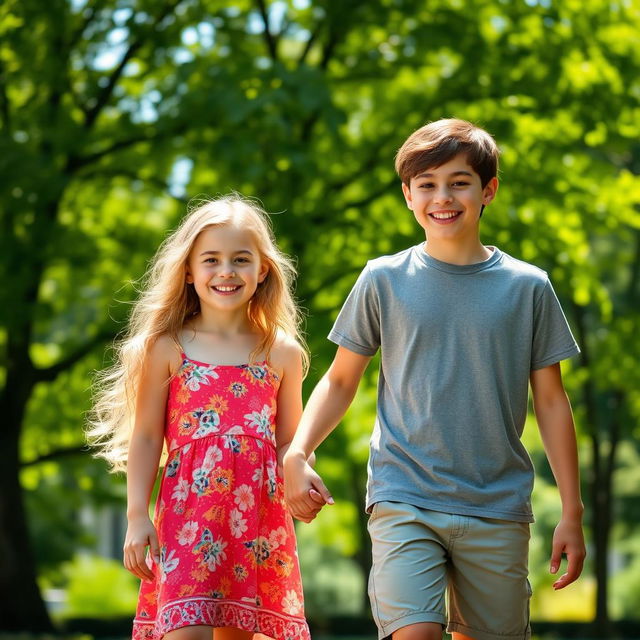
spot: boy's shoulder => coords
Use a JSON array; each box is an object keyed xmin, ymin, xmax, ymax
[
  {"xmin": 366, "ymin": 245, "xmax": 417, "ymax": 274},
  {"xmin": 498, "ymin": 249, "xmax": 550, "ymax": 287}
]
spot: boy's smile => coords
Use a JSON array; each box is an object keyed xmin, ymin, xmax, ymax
[{"xmin": 402, "ymin": 154, "xmax": 498, "ymax": 251}]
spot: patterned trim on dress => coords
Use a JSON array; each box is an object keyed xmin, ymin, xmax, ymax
[{"xmin": 132, "ymin": 597, "xmax": 310, "ymax": 640}]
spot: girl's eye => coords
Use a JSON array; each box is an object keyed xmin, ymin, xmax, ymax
[
  {"xmin": 235, "ymin": 257, "xmax": 250, "ymax": 264},
  {"xmin": 204, "ymin": 258, "xmax": 217, "ymax": 264}
]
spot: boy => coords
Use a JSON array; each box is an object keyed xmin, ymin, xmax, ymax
[{"xmin": 284, "ymin": 119, "xmax": 586, "ymax": 640}]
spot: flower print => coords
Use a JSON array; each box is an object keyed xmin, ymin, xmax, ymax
[
  {"xmin": 177, "ymin": 521, "xmax": 199, "ymax": 546},
  {"xmin": 266, "ymin": 459, "xmax": 277, "ymax": 499},
  {"xmin": 202, "ymin": 444, "xmax": 223, "ymax": 469},
  {"xmin": 229, "ymin": 508, "xmax": 248, "ymax": 539},
  {"xmin": 176, "ymin": 385, "xmax": 191, "ymax": 404},
  {"xmin": 172, "ymin": 477, "xmax": 189, "ymax": 502},
  {"xmin": 212, "ymin": 467, "xmax": 234, "ymax": 493},
  {"xmin": 166, "ymin": 452, "xmax": 181, "ymax": 477},
  {"xmin": 178, "ymin": 412, "xmax": 199, "ymax": 436},
  {"xmin": 268, "ymin": 526, "xmax": 288, "ymax": 550},
  {"xmin": 178, "ymin": 584, "xmax": 196, "ymax": 598},
  {"xmin": 260, "ymin": 581, "xmax": 283, "ymax": 603},
  {"xmin": 281, "ymin": 589, "xmax": 303, "ymax": 616},
  {"xmin": 233, "ymin": 484, "xmax": 255, "ymax": 512},
  {"xmin": 159, "ymin": 547, "xmax": 179, "ymax": 583},
  {"xmin": 244, "ymin": 404, "xmax": 273, "ymax": 438},
  {"xmin": 240, "ymin": 363, "xmax": 275, "ymax": 387},
  {"xmin": 193, "ymin": 409, "xmax": 220, "ymax": 438},
  {"xmin": 232, "ymin": 564, "xmax": 248, "ymax": 582},
  {"xmin": 228, "ymin": 381, "xmax": 247, "ymax": 398},
  {"xmin": 193, "ymin": 528, "xmax": 227, "ymax": 572},
  {"xmin": 183, "ymin": 362, "xmax": 219, "ymax": 391},
  {"xmin": 190, "ymin": 565, "xmax": 209, "ymax": 583},
  {"xmin": 203, "ymin": 505, "xmax": 225, "ymax": 523},
  {"xmin": 272, "ymin": 549, "xmax": 294, "ymax": 578},
  {"xmin": 223, "ymin": 434, "xmax": 241, "ymax": 454},
  {"xmin": 244, "ymin": 536, "xmax": 271, "ymax": 565},
  {"xmin": 206, "ymin": 394, "xmax": 228, "ymax": 415},
  {"xmin": 191, "ymin": 444, "xmax": 224, "ymax": 496},
  {"xmin": 191, "ymin": 468, "xmax": 211, "ymax": 496}
]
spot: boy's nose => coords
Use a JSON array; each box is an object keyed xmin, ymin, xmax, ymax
[{"xmin": 434, "ymin": 188, "xmax": 453, "ymax": 203}]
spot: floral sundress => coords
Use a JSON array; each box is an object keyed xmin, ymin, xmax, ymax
[{"xmin": 132, "ymin": 355, "xmax": 310, "ymax": 640}]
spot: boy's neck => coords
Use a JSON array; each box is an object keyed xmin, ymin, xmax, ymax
[{"xmin": 422, "ymin": 238, "xmax": 493, "ymax": 266}]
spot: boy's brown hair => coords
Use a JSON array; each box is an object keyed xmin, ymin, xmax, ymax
[{"xmin": 395, "ymin": 119, "xmax": 499, "ymax": 187}]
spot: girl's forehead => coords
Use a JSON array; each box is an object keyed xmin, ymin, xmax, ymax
[{"xmin": 191, "ymin": 223, "xmax": 259, "ymax": 252}]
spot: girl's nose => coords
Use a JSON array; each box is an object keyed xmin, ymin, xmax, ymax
[{"xmin": 219, "ymin": 264, "xmax": 237, "ymax": 277}]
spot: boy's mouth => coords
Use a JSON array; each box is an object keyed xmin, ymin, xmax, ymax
[{"xmin": 429, "ymin": 210, "xmax": 462, "ymax": 221}]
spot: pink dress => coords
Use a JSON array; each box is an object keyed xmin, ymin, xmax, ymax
[{"xmin": 132, "ymin": 355, "xmax": 310, "ymax": 640}]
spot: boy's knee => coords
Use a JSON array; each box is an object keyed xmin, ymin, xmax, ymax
[{"xmin": 392, "ymin": 622, "xmax": 443, "ymax": 640}]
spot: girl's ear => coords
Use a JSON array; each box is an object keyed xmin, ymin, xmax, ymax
[
  {"xmin": 258, "ymin": 262, "xmax": 269, "ymax": 283},
  {"xmin": 185, "ymin": 266, "xmax": 194, "ymax": 284}
]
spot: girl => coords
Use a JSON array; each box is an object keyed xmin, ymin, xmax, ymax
[{"xmin": 87, "ymin": 195, "xmax": 313, "ymax": 640}]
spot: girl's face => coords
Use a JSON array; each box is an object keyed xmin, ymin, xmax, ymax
[{"xmin": 186, "ymin": 223, "xmax": 268, "ymax": 315}]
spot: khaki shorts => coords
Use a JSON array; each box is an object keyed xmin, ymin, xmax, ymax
[{"xmin": 368, "ymin": 501, "xmax": 532, "ymax": 640}]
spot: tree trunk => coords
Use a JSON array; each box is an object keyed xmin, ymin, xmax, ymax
[{"xmin": 0, "ymin": 348, "xmax": 53, "ymax": 631}]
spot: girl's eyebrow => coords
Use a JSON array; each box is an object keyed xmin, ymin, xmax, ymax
[
  {"xmin": 415, "ymin": 170, "xmax": 473, "ymax": 179},
  {"xmin": 199, "ymin": 249, "xmax": 254, "ymax": 256}
]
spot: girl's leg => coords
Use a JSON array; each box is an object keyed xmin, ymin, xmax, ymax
[
  {"xmin": 164, "ymin": 625, "xmax": 213, "ymax": 640},
  {"xmin": 214, "ymin": 628, "xmax": 272, "ymax": 640}
]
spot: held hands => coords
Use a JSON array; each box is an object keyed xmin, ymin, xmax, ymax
[
  {"xmin": 550, "ymin": 516, "xmax": 586, "ymax": 590},
  {"xmin": 124, "ymin": 514, "xmax": 160, "ymax": 581},
  {"xmin": 284, "ymin": 451, "xmax": 333, "ymax": 523}
]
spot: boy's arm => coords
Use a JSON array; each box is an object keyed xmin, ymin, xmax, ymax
[
  {"xmin": 530, "ymin": 362, "xmax": 586, "ymax": 590},
  {"xmin": 283, "ymin": 346, "xmax": 372, "ymax": 522}
]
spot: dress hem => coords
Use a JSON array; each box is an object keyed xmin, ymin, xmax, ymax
[{"xmin": 132, "ymin": 597, "xmax": 310, "ymax": 640}]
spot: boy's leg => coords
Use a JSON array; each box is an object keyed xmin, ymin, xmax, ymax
[
  {"xmin": 447, "ymin": 517, "xmax": 531, "ymax": 640},
  {"xmin": 367, "ymin": 502, "xmax": 448, "ymax": 640}
]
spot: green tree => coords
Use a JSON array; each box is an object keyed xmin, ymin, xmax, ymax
[{"xmin": 1, "ymin": 0, "xmax": 639, "ymax": 634}]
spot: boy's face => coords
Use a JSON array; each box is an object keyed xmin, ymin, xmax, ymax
[{"xmin": 401, "ymin": 153, "xmax": 498, "ymax": 243}]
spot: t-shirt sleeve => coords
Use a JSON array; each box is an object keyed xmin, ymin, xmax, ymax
[
  {"xmin": 328, "ymin": 264, "xmax": 380, "ymax": 356},
  {"xmin": 531, "ymin": 278, "xmax": 580, "ymax": 370}
]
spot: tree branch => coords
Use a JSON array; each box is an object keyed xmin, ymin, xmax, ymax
[
  {"xmin": 0, "ymin": 60, "xmax": 10, "ymax": 131},
  {"xmin": 298, "ymin": 22, "xmax": 321, "ymax": 65},
  {"xmin": 255, "ymin": 0, "xmax": 278, "ymax": 61},
  {"xmin": 83, "ymin": 0, "xmax": 182, "ymax": 131},
  {"xmin": 21, "ymin": 445, "xmax": 89, "ymax": 468}
]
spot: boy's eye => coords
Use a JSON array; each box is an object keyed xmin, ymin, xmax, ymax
[
  {"xmin": 418, "ymin": 183, "xmax": 435, "ymax": 189},
  {"xmin": 453, "ymin": 181, "xmax": 470, "ymax": 187}
]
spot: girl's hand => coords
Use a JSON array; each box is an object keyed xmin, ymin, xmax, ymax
[
  {"xmin": 123, "ymin": 514, "xmax": 160, "ymax": 581},
  {"xmin": 284, "ymin": 450, "xmax": 333, "ymax": 523}
]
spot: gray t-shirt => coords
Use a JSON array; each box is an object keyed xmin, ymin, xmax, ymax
[{"xmin": 328, "ymin": 244, "xmax": 579, "ymax": 522}]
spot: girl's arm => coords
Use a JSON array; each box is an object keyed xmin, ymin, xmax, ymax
[
  {"xmin": 283, "ymin": 346, "xmax": 372, "ymax": 522},
  {"xmin": 530, "ymin": 362, "xmax": 586, "ymax": 590},
  {"xmin": 123, "ymin": 335, "xmax": 176, "ymax": 581},
  {"xmin": 272, "ymin": 337, "xmax": 305, "ymax": 467}
]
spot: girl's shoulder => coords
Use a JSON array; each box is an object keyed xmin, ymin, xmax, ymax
[
  {"xmin": 268, "ymin": 333, "xmax": 304, "ymax": 377},
  {"xmin": 147, "ymin": 333, "xmax": 184, "ymax": 378}
]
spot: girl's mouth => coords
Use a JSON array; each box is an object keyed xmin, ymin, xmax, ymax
[{"xmin": 211, "ymin": 285, "xmax": 242, "ymax": 294}]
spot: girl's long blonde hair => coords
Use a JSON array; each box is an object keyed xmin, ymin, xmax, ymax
[{"xmin": 87, "ymin": 194, "xmax": 308, "ymax": 472}]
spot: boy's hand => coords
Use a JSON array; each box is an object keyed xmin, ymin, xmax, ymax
[
  {"xmin": 284, "ymin": 451, "xmax": 333, "ymax": 523},
  {"xmin": 549, "ymin": 516, "xmax": 586, "ymax": 589},
  {"xmin": 123, "ymin": 514, "xmax": 160, "ymax": 581}
]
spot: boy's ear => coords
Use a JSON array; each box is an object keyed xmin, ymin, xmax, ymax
[
  {"xmin": 401, "ymin": 182, "xmax": 413, "ymax": 209},
  {"xmin": 482, "ymin": 177, "xmax": 499, "ymax": 205}
]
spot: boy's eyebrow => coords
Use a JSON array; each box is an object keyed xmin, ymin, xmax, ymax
[
  {"xmin": 415, "ymin": 170, "xmax": 474, "ymax": 179},
  {"xmin": 199, "ymin": 249, "xmax": 254, "ymax": 256}
]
